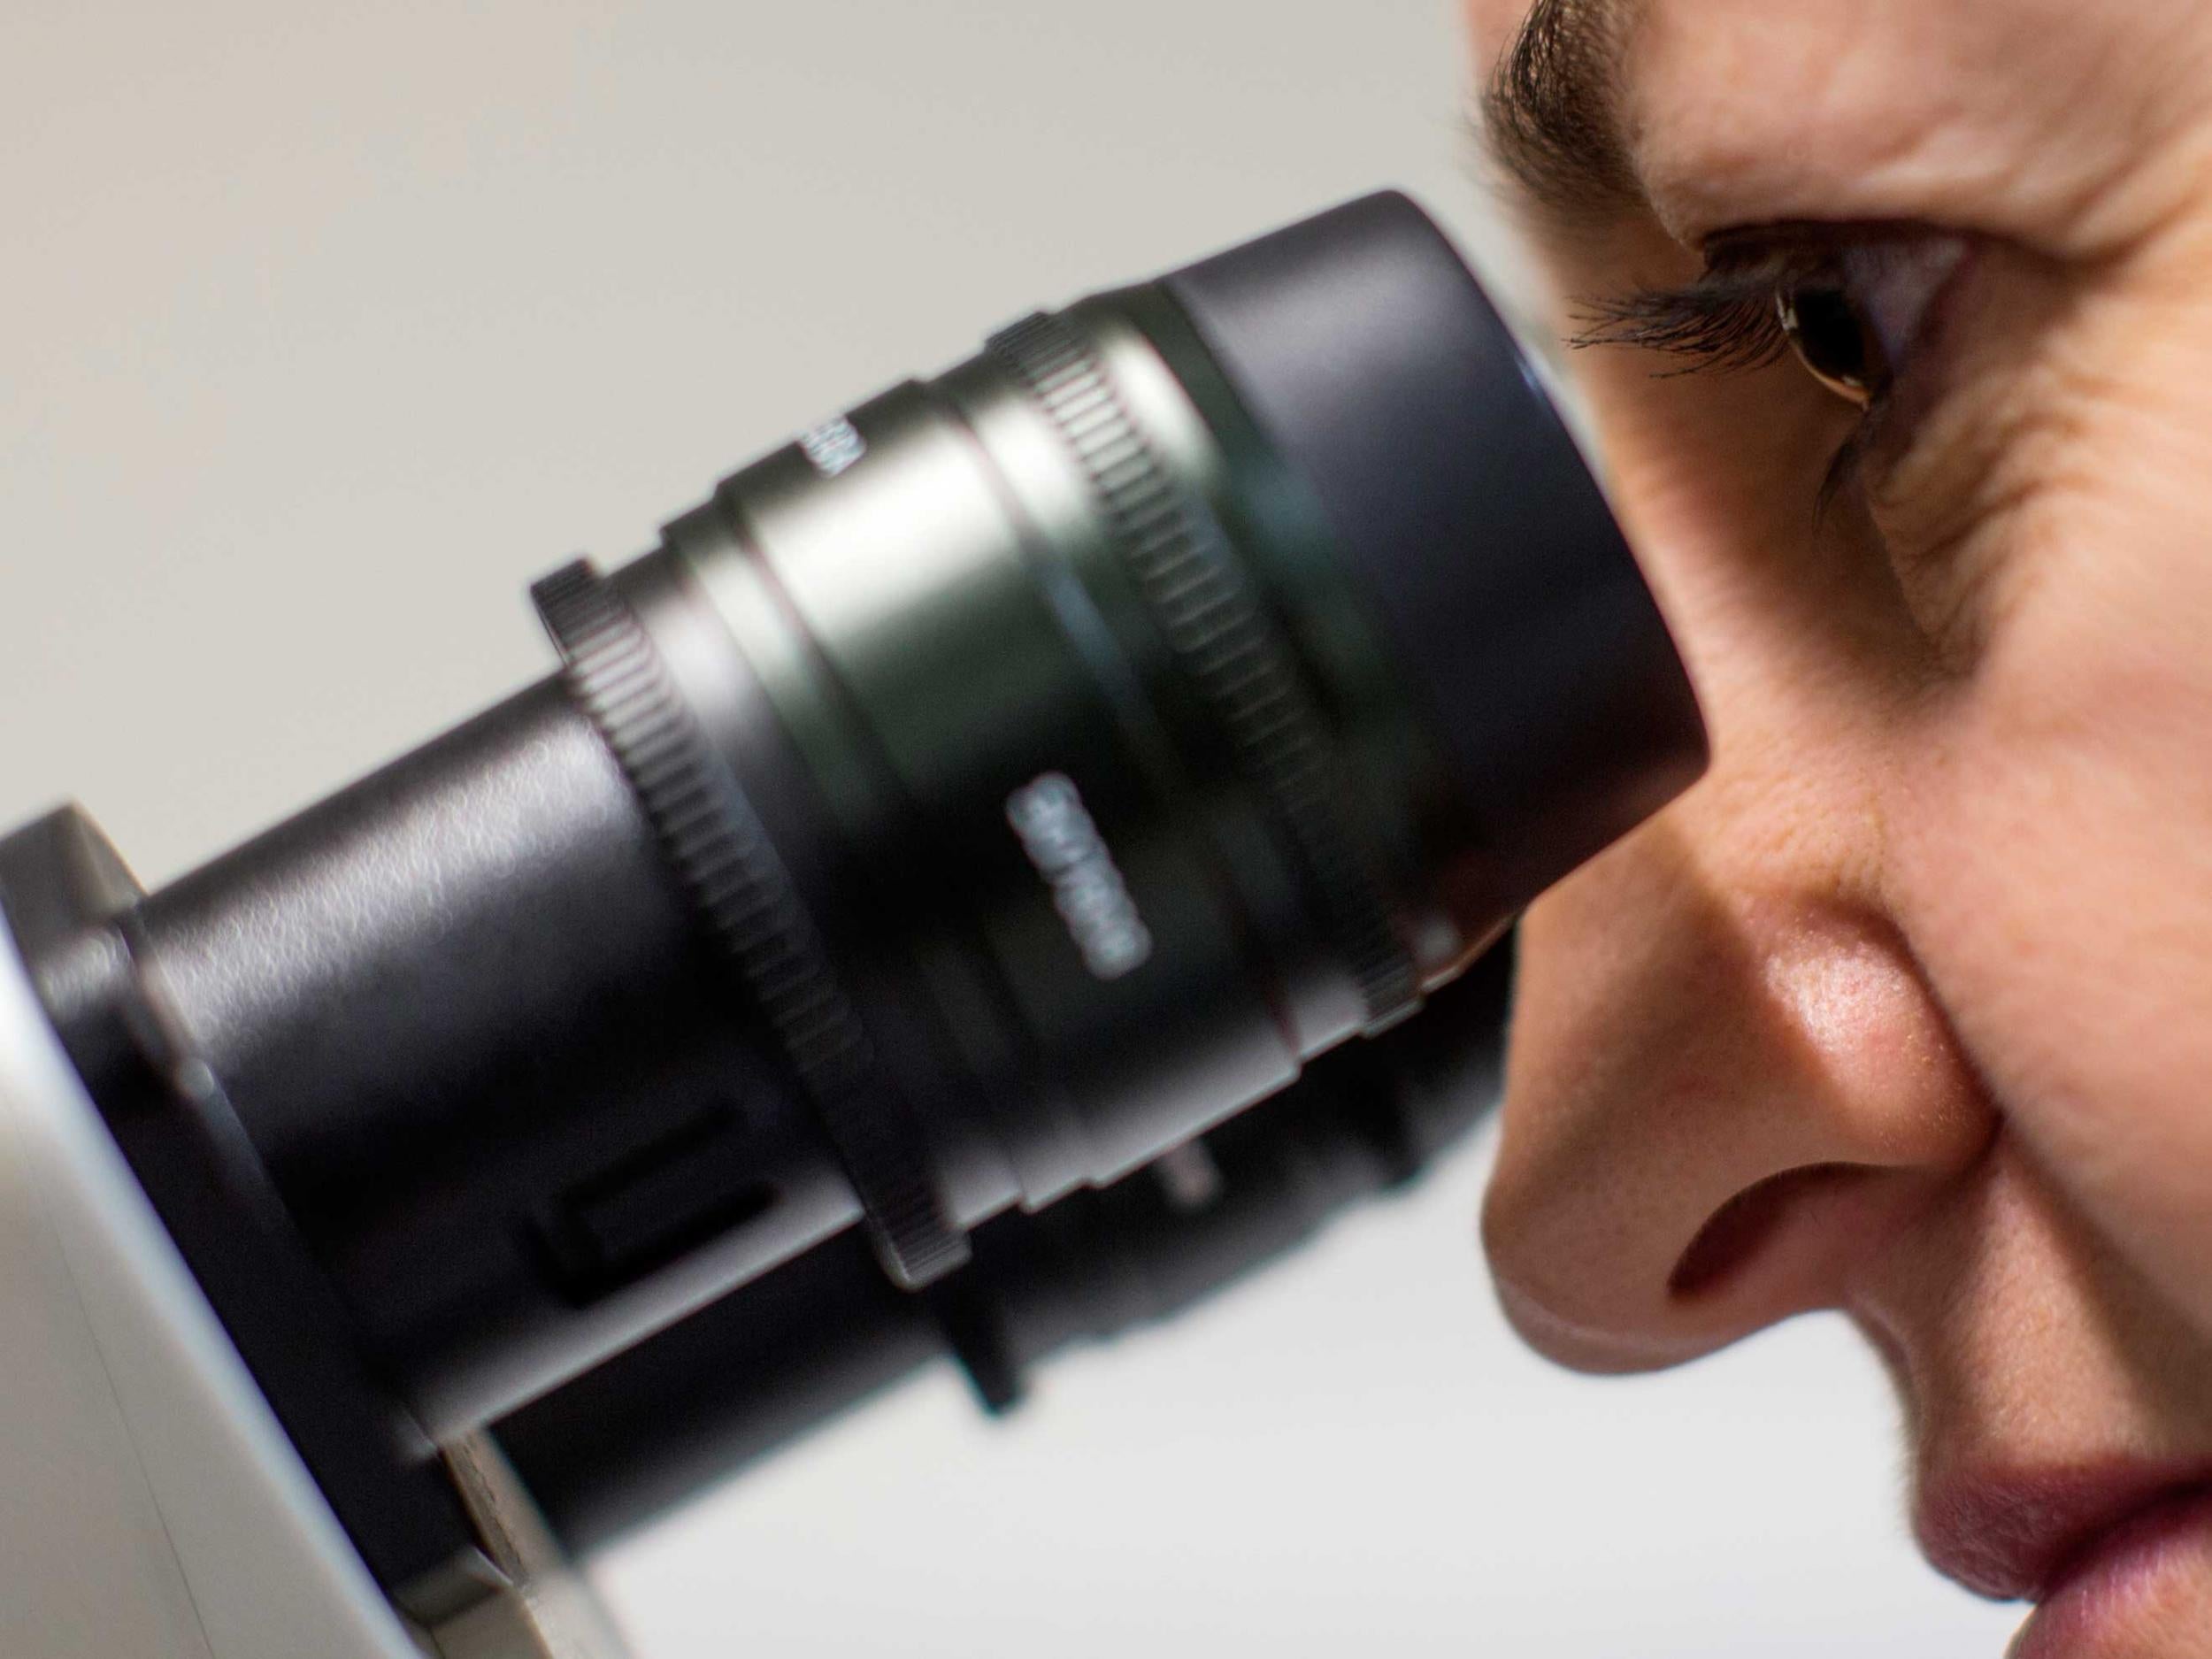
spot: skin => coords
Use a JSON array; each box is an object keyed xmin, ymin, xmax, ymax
[{"xmin": 1464, "ymin": 0, "xmax": 2212, "ymax": 1650}]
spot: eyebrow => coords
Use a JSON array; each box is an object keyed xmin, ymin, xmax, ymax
[{"xmin": 1482, "ymin": 0, "xmax": 1645, "ymax": 223}]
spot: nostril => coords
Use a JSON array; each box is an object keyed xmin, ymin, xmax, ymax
[{"xmin": 1667, "ymin": 1163, "xmax": 1878, "ymax": 1300}]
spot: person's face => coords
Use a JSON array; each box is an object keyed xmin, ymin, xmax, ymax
[{"xmin": 1464, "ymin": 0, "xmax": 2212, "ymax": 1651}]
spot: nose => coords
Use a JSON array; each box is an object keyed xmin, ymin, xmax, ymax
[
  {"xmin": 1481, "ymin": 790, "xmax": 1999, "ymax": 1373},
  {"xmin": 1462, "ymin": 166, "xmax": 2007, "ymax": 1373}
]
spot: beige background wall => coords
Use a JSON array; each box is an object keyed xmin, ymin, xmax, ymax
[{"xmin": 1, "ymin": 4, "xmax": 2015, "ymax": 1655}]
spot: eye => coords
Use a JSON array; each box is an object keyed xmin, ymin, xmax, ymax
[
  {"xmin": 1774, "ymin": 240, "xmax": 1971, "ymax": 412},
  {"xmin": 1776, "ymin": 270, "xmax": 1885, "ymax": 408},
  {"xmin": 1574, "ymin": 231, "xmax": 1973, "ymax": 423}
]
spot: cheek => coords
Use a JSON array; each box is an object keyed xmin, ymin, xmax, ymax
[{"xmin": 1886, "ymin": 513, "xmax": 2212, "ymax": 1333}]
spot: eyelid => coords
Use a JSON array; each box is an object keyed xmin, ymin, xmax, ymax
[
  {"xmin": 1828, "ymin": 238, "xmax": 1971, "ymax": 369},
  {"xmin": 1572, "ymin": 223, "xmax": 1978, "ymax": 510},
  {"xmin": 1576, "ymin": 226, "xmax": 1972, "ymax": 386}
]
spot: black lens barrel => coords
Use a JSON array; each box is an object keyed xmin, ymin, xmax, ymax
[
  {"xmin": 494, "ymin": 941, "xmax": 1513, "ymax": 1555},
  {"xmin": 125, "ymin": 192, "xmax": 1704, "ymax": 1439},
  {"xmin": 1165, "ymin": 193, "xmax": 1705, "ymax": 915},
  {"xmin": 134, "ymin": 677, "xmax": 869, "ymax": 1436},
  {"xmin": 1, "ymin": 191, "xmax": 1704, "ymax": 1604}
]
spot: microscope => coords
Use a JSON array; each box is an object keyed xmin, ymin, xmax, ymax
[{"xmin": 0, "ymin": 193, "xmax": 1703, "ymax": 1658}]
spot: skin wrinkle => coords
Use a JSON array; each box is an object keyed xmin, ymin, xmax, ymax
[
  {"xmin": 1465, "ymin": 0, "xmax": 2212, "ymax": 1647},
  {"xmin": 1884, "ymin": 449, "xmax": 2049, "ymax": 675}
]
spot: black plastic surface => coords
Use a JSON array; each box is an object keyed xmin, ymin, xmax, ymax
[
  {"xmin": 0, "ymin": 192, "xmax": 1714, "ymax": 1615},
  {"xmin": 495, "ymin": 941, "xmax": 1513, "ymax": 1554},
  {"xmin": 137, "ymin": 679, "xmax": 861, "ymax": 1436},
  {"xmin": 1165, "ymin": 192, "xmax": 1706, "ymax": 914}
]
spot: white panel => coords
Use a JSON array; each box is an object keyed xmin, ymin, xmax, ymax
[{"xmin": 0, "ymin": 930, "xmax": 423, "ymax": 1659}]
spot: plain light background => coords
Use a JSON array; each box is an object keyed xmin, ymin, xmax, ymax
[{"xmin": 0, "ymin": 3, "xmax": 2024, "ymax": 1655}]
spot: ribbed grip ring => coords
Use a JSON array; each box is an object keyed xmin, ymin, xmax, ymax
[
  {"xmin": 532, "ymin": 559, "xmax": 969, "ymax": 1290},
  {"xmin": 987, "ymin": 311, "xmax": 1422, "ymax": 1034}
]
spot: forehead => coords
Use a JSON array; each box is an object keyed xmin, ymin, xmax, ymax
[{"xmin": 1471, "ymin": 0, "xmax": 2202, "ymax": 250}]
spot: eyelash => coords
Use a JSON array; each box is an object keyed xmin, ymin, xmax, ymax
[
  {"xmin": 1570, "ymin": 260, "xmax": 1796, "ymax": 376},
  {"xmin": 1571, "ymin": 236, "xmax": 1882, "ymax": 509}
]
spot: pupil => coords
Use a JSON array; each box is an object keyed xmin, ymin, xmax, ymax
[{"xmin": 1778, "ymin": 280, "xmax": 1885, "ymax": 408}]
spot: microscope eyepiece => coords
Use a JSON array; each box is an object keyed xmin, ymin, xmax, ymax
[
  {"xmin": 1166, "ymin": 196, "xmax": 1704, "ymax": 908},
  {"xmin": 0, "ymin": 191, "xmax": 1701, "ymax": 1615}
]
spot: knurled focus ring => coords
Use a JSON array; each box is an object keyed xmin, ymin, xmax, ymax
[
  {"xmin": 531, "ymin": 559, "xmax": 969, "ymax": 1290},
  {"xmin": 987, "ymin": 311, "xmax": 1422, "ymax": 1035}
]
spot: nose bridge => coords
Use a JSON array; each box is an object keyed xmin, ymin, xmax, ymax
[{"xmin": 1483, "ymin": 797, "xmax": 1998, "ymax": 1374}]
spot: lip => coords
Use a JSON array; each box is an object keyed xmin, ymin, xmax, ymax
[
  {"xmin": 1914, "ymin": 1463, "xmax": 2212, "ymax": 1602},
  {"xmin": 2008, "ymin": 1486, "xmax": 2212, "ymax": 1659}
]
